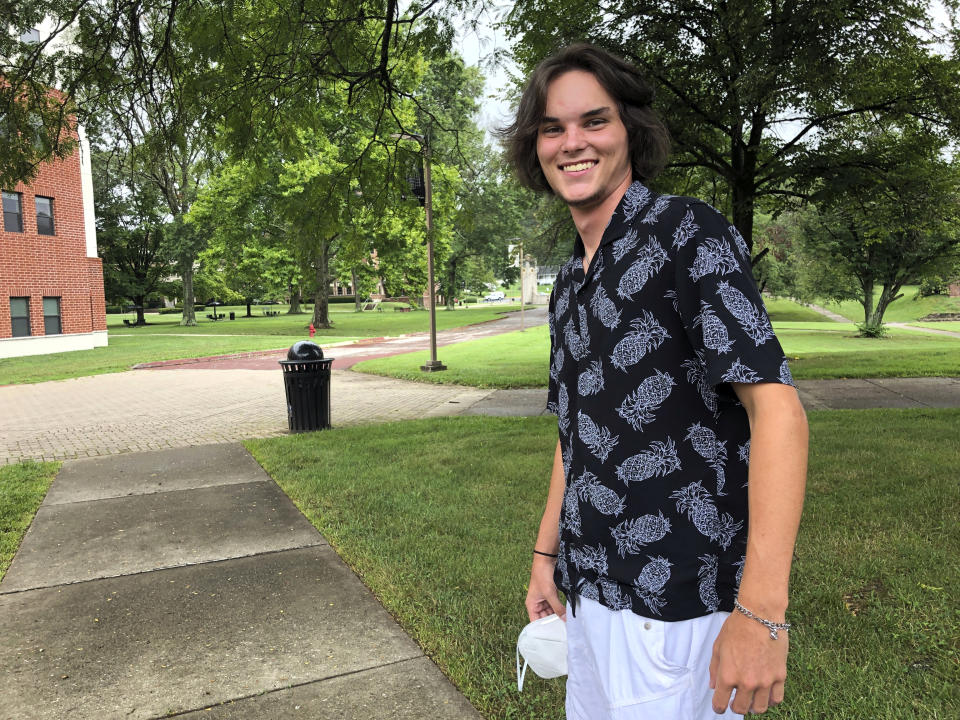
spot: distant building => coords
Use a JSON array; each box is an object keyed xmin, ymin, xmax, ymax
[{"xmin": 0, "ymin": 22, "xmax": 106, "ymax": 358}]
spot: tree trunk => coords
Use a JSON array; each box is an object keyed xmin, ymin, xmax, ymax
[
  {"xmin": 868, "ymin": 283, "xmax": 903, "ymax": 328},
  {"xmin": 287, "ymin": 281, "xmax": 302, "ymax": 314},
  {"xmin": 245, "ymin": 298, "xmax": 253, "ymax": 317},
  {"xmin": 352, "ymin": 269, "xmax": 361, "ymax": 312},
  {"xmin": 729, "ymin": 127, "xmax": 758, "ymax": 256},
  {"xmin": 180, "ymin": 262, "xmax": 197, "ymax": 326},
  {"xmin": 445, "ymin": 257, "xmax": 457, "ymax": 310},
  {"xmin": 311, "ymin": 239, "xmax": 332, "ymax": 329},
  {"xmin": 730, "ymin": 178, "xmax": 756, "ymax": 256},
  {"xmin": 861, "ymin": 277, "xmax": 874, "ymax": 326},
  {"xmin": 134, "ymin": 294, "xmax": 146, "ymax": 326}
]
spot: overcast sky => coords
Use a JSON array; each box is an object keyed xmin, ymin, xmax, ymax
[{"xmin": 454, "ymin": 2, "xmax": 519, "ymax": 138}]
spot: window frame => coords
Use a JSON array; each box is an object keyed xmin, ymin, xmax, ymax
[
  {"xmin": 10, "ymin": 297, "xmax": 31, "ymax": 337},
  {"xmin": 3, "ymin": 191, "xmax": 23, "ymax": 233},
  {"xmin": 35, "ymin": 196, "xmax": 55, "ymax": 235},
  {"xmin": 42, "ymin": 297, "xmax": 62, "ymax": 335}
]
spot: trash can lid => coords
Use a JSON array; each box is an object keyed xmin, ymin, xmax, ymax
[{"xmin": 287, "ymin": 340, "xmax": 324, "ymax": 361}]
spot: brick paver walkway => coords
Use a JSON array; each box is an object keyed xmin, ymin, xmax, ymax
[{"xmin": 0, "ymin": 369, "xmax": 490, "ymax": 465}]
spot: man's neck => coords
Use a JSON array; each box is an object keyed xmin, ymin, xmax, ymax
[{"xmin": 570, "ymin": 175, "xmax": 633, "ymax": 265}]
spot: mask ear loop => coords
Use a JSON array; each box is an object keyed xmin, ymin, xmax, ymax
[{"xmin": 517, "ymin": 642, "xmax": 529, "ymax": 692}]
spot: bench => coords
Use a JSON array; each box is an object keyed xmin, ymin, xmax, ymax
[
  {"xmin": 123, "ymin": 318, "xmax": 135, "ymax": 326},
  {"xmin": 393, "ymin": 306, "xmax": 412, "ymax": 312}
]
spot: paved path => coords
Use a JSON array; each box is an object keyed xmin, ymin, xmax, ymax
[
  {"xmin": 0, "ymin": 309, "xmax": 548, "ymax": 465},
  {"xmin": 135, "ymin": 305, "xmax": 549, "ymax": 371},
  {"xmin": 0, "ymin": 369, "xmax": 491, "ymax": 465},
  {"xmin": 888, "ymin": 322, "xmax": 960, "ymax": 338},
  {"xmin": 0, "ymin": 444, "xmax": 482, "ymax": 720},
  {"xmin": 804, "ymin": 302, "xmax": 849, "ymax": 323},
  {"xmin": 4, "ymin": 305, "xmax": 960, "ymax": 464}
]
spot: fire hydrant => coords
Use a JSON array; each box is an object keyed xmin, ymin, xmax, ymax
[{"xmin": 308, "ymin": 323, "xmax": 316, "ymax": 338}]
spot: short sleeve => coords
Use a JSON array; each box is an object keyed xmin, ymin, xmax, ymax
[{"xmin": 672, "ymin": 201, "xmax": 794, "ymax": 388}]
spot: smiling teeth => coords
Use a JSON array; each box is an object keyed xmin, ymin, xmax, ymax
[{"xmin": 563, "ymin": 162, "xmax": 595, "ymax": 172}]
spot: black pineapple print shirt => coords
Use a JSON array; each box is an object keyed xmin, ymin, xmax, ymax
[{"xmin": 546, "ymin": 181, "xmax": 796, "ymax": 621}]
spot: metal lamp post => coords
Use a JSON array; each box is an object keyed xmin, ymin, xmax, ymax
[{"xmin": 393, "ymin": 131, "xmax": 446, "ymax": 372}]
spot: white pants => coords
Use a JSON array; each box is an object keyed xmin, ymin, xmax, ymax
[{"xmin": 565, "ymin": 597, "xmax": 742, "ymax": 720}]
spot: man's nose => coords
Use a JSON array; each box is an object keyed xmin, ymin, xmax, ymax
[{"xmin": 561, "ymin": 125, "xmax": 586, "ymax": 152}]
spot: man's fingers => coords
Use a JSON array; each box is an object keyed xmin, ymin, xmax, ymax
[
  {"xmin": 711, "ymin": 684, "xmax": 733, "ymax": 715},
  {"xmin": 771, "ymin": 680, "xmax": 785, "ymax": 705},
  {"xmin": 731, "ymin": 686, "xmax": 758, "ymax": 715},
  {"xmin": 750, "ymin": 688, "xmax": 770, "ymax": 714},
  {"xmin": 546, "ymin": 591, "xmax": 566, "ymax": 619}
]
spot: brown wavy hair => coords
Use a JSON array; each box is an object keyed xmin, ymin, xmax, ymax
[{"xmin": 500, "ymin": 44, "xmax": 670, "ymax": 193}]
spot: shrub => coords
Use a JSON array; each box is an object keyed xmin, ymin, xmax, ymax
[
  {"xmin": 856, "ymin": 322, "xmax": 889, "ymax": 338},
  {"xmin": 917, "ymin": 276, "xmax": 948, "ymax": 298}
]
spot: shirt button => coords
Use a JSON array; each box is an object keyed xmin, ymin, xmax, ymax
[{"xmin": 643, "ymin": 622, "xmax": 652, "ymax": 630}]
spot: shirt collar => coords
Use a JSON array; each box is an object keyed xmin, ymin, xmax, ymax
[
  {"xmin": 568, "ymin": 181, "xmax": 655, "ymax": 288},
  {"xmin": 599, "ymin": 180, "xmax": 654, "ymax": 249}
]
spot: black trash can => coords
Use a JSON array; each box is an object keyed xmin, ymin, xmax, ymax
[
  {"xmin": 229, "ymin": 311, "xmax": 235, "ymax": 320},
  {"xmin": 280, "ymin": 341, "xmax": 334, "ymax": 433}
]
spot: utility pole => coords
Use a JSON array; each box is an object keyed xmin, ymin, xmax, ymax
[
  {"xmin": 519, "ymin": 239, "xmax": 525, "ymax": 331},
  {"xmin": 392, "ymin": 131, "xmax": 445, "ymax": 372}
]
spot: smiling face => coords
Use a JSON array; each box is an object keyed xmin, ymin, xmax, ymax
[{"xmin": 536, "ymin": 70, "xmax": 633, "ymax": 213}]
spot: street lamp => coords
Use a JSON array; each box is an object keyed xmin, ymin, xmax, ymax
[{"xmin": 392, "ymin": 131, "xmax": 446, "ymax": 372}]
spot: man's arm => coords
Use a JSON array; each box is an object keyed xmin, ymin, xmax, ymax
[
  {"xmin": 526, "ymin": 439, "xmax": 568, "ymax": 621},
  {"xmin": 710, "ymin": 382, "xmax": 808, "ymax": 715}
]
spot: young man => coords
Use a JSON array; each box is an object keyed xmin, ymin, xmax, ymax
[{"xmin": 502, "ymin": 44, "xmax": 808, "ymax": 719}]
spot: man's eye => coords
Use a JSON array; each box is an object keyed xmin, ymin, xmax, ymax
[
  {"xmin": 541, "ymin": 126, "xmax": 561, "ymax": 135},
  {"xmin": 586, "ymin": 118, "xmax": 607, "ymax": 128}
]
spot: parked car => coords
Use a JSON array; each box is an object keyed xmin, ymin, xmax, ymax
[{"xmin": 483, "ymin": 291, "xmax": 506, "ymax": 302}]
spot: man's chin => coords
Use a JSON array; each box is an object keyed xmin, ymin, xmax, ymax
[{"xmin": 560, "ymin": 190, "xmax": 604, "ymax": 209}]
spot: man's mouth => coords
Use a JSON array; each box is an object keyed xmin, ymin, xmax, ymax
[{"xmin": 561, "ymin": 160, "xmax": 597, "ymax": 173}]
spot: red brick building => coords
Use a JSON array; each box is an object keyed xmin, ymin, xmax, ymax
[{"xmin": 0, "ymin": 126, "xmax": 106, "ymax": 358}]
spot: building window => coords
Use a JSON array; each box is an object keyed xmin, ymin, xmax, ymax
[
  {"xmin": 43, "ymin": 297, "xmax": 62, "ymax": 335},
  {"xmin": 35, "ymin": 196, "xmax": 55, "ymax": 235},
  {"xmin": 10, "ymin": 297, "xmax": 30, "ymax": 337},
  {"xmin": 20, "ymin": 28, "xmax": 41, "ymax": 44},
  {"xmin": 3, "ymin": 191, "xmax": 23, "ymax": 233}
]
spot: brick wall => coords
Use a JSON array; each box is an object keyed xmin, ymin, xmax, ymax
[{"xmin": 0, "ymin": 135, "xmax": 105, "ymax": 339}]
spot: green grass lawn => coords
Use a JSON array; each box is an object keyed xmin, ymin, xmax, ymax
[
  {"xmin": 0, "ymin": 305, "xmax": 530, "ymax": 386},
  {"xmin": 108, "ymin": 303, "xmax": 527, "ymax": 338},
  {"xmin": 814, "ymin": 286, "xmax": 960, "ymax": 323},
  {"xmin": 357, "ymin": 326, "xmax": 553, "ymax": 388},
  {"xmin": 762, "ymin": 296, "xmax": 834, "ymax": 322},
  {"xmin": 0, "ymin": 461, "xmax": 59, "ymax": 582},
  {"xmin": 353, "ymin": 322, "xmax": 960, "ymax": 387},
  {"xmin": 246, "ymin": 410, "xmax": 960, "ymax": 720},
  {"xmin": 912, "ymin": 321, "xmax": 960, "ymax": 332}
]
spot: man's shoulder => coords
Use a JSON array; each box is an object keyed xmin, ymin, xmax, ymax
[{"xmin": 640, "ymin": 192, "xmax": 725, "ymax": 225}]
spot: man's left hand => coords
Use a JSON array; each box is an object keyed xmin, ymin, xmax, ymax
[{"xmin": 709, "ymin": 609, "xmax": 788, "ymax": 714}]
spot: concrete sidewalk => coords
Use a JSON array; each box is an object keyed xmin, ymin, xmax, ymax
[{"xmin": 0, "ymin": 444, "xmax": 483, "ymax": 719}]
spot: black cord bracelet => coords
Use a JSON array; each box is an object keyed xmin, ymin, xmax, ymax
[{"xmin": 533, "ymin": 549, "xmax": 558, "ymax": 558}]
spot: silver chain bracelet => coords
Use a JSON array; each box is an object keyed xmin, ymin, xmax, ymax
[{"xmin": 733, "ymin": 598, "xmax": 791, "ymax": 640}]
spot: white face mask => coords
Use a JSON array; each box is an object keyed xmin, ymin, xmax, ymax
[{"xmin": 516, "ymin": 613, "xmax": 568, "ymax": 691}]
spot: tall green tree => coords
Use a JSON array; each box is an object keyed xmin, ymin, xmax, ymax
[
  {"xmin": 792, "ymin": 119, "xmax": 960, "ymax": 332},
  {"xmin": 94, "ymin": 148, "xmax": 173, "ymax": 324},
  {"xmin": 66, "ymin": 0, "xmax": 216, "ymax": 326},
  {"xmin": 504, "ymin": 0, "xmax": 960, "ymax": 246}
]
